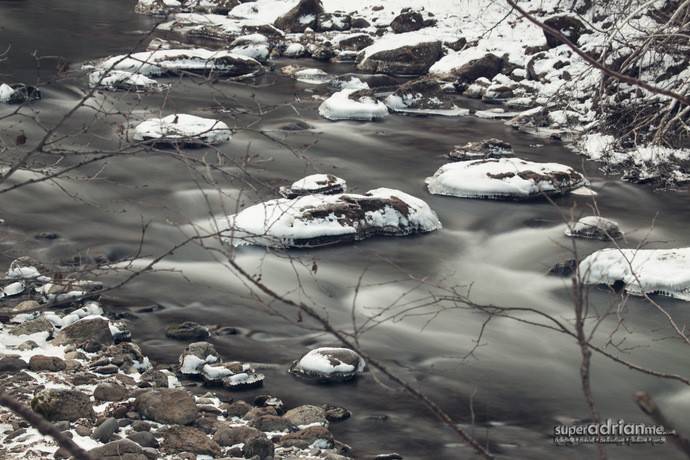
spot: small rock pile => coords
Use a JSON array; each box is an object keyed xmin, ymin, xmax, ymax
[{"xmin": 0, "ymin": 258, "xmax": 363, "ymax": 460}]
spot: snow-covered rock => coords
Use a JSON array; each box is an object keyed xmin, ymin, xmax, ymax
[
  {"xmin": 357, "ymin": 33, "xmax": 442, "ymax": 76},
  {"xmin": 319, "ymin": 88, "xmax": 388, "ymax": 121},
  {"xmin": 88, "ymin": 70, "xmax": 168, "ymax": 92},
  {"xmin": 579, "ymin": 248, "xmax": 690, "ymax": 301},
  {"xmin": 384, "ymin": 77, "xmax": 469, "ymax": 117},
  {"xmin": 218, "ymin": 188, "xmax": 441, "ymax": 248},
  {"xmin": 293, "ymin": 68, "xmax": 331, "ymax": 84},
  {"xmin": 448, "ymin": 139, "xmax": 514, "ymax": 161},
  {"xmin": 90, "ymin": 49, "xmax": 264, "ymax": 80},
  {"xmin": 565, "ymin": 216, "xmax": 623, "ymax": 241},
  {"xmin": 289, "ymin": 347, "xmax": 365, "ymax": 383},
  {"xmin": 279, "ymin": 174, "xmax": 346, "ymax": 198},
  {"xmin": 426, "ymin": 157, "xmax": 588, "ymax": 200},
  {"xmin": 133, "ymin": 114, "xmax": 232, "ymax": 146},
  {"xmin": 0, "ymin": 83, "xmax": 41, "ymax": 104}
]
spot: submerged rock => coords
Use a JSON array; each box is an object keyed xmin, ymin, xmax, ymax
[
  {"xmin": 547, "ymin": 259, "xmax": 577, "ymax": 277},
  {"xmin": 448, "ymin": 138, "xmax": 515, "ymax": 161},
  {"xmin": 565, "ymin": 216, "xmax": 623, "ymax": 241},
  {"xmin": 219, "ymin": 187, "xmax": 441, "ymax": 248},
  {"xmin": 279, "ymin": 174, "xmax": 346, "ymax": 198},
  {"xmin": 165, "ymin": 321, "xmax": 210, "ymax": 340},
  {"xmin": 426, "ymin": 157, "xmax": 588, "ymax": 200},
  {"xmin": 133, "ymin": 114, "xmax": 232, "ymax": 147},
  {"xmin": 290, "ymin": 347, "xmax": 365, "ymax": 383},
  {"xmin": 579, "ymin": 248, "xmax": 690, "ymax": 301}
]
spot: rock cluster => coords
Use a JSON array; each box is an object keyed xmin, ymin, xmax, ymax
[{"xmin": 1, "ymin": 269, "xmax": 366, "ymax": 459}]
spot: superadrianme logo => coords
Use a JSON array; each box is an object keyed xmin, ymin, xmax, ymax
[{"xmin": 553, "ymin": 419, "xmax": 674, "ymax": 446}]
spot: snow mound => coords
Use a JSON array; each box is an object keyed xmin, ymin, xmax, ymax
[
  {"xmin": 565, "ymin": 216, "xmax": 623, "ymax": 241},
  {"xmin": 579, "ymin": 248, "xmax": 690, "ymax": 301},
  {"xmin": 218, "ymin": 188, "xmax": 441, "ymax": 248},
  {"xmin": 289, "ymin": 347, "xmax": 365, "ymax": 383},
  {"xmin": 133, "ymin": 114, "xmax": 231, "ymax": 146},
  {"xmin": 279, "ymin": 174, "xmax": 346, "ymax": 198},
  {"xmin": 319, "ymin": 88, "xmax": 389, "ymax": 121},
  {"xmin": 426, "ymin": 157, "xmax": 588, "ymax": 200}
]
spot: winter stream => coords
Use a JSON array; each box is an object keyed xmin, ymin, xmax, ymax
[{"xmin": 2, "ymin": 1, "xmax": 690, "ymax": 459}]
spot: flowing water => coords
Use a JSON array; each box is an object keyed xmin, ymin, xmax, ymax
[{"xmin": 2, "ymin": 1, "xmax": 690, "ymax": 459}]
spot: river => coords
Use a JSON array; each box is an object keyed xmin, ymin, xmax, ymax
[{"xmin": 1, "ymin": 1, "xmax": 690, "ymax": 459}]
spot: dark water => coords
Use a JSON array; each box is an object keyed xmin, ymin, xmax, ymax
[{"xmin": 2, "ymin": 1, "xmax": 690, "ymax": 459}]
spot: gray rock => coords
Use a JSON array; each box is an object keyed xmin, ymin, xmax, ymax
[
  {"xmin": 178, "ymin": 341, "xmax": 220, "ymax": 375},
  {"xmin": 162, "ymin": 425, "xmax": 221, "ymax": 456},
  {"xmin": 53, "ymin": 317, "xmax": 113, "ymax": 347},
  {"xmin": 274, "ymin": 0, "xmax": 323, "ymax": 33},
  {"xmin": 225, "ymin": 400, "xmax": 252, "ymax": 418},
  {"xmin": 547, "ymin": 259, "xmax": 577, "ymax": 277},
  {"xmin": 543, "ymin": 15, "xmax": 589, "ymax": 48},
  {"xmin": 317, "ymin": 12, "xmax": 351, "ymax": 32},
  {"xmin": 284, "ymin": 405, "xmax": 328, "ymax": 427},
  {"xmin": 94, "ymin": 382, "xmax": 129, "ymax": 402},
  {"xmin": 452, "ymin": 53, "xmax": 504, "ymax": 84},
  {"xmin": 9, "ymin": 316, "xmax": 54, "ymax": 337},
  {"xmin": 357, "ymin": 41, "xmax": 442, "ymax": 76},
  {"xmin": 16, "ymin": 340, "xmax": 40, "ymax": 351},
  {"xmin": 248, "ymin": 414, "xmax": 296, "ymax": 433},
  {"xmin": 87, "ymin": 439, "xmax": 147, "ymax": 460},
  {"xmin": 335, "ymin": 34, "xmax": 373, "ymax": 51},
  {"xmin": 28, "ymin": 355, "xmax": 67, "ymax": 372},
  {"xmin": 127, "ymin": 430, "xmax": 160, "ymax": 448},
  {"xmin": 31, "ymin": 389, "xmax": 95, "ymax": 422},
  {"xmin": 12, "ymin": 300, "xmax": 41, "ymax": 312},
  {"xmin": 92, "ymin": 417, "xmax": 118, "ymax": 443},
  {"xmin": 213, "ymin": 425, "xmax": 266, "ymax": 446},
  {"xmin": 139, "ymin": 368, "xmax": 169, "ymax": 388},
  {"xmin": 322, "ymin": 404, "xmax": 351, "ymax": 422},
  {"xmin": 386, "ymin": 77, "xmax": 455, "ymax": 111},
  {"xmin": 279, "ymin": 426, "xmax": 334, "ymax": 449},
  {"xmin": 390, "ymin": 11, "xmax": 426, "ymax": 34},
  {"xmin": 243, "ymin": 435, "xmax": 275, "ymax": 459},
  {"xmin": 165, "ymin": 322, "xmax": 210, "ymax": 341},
  {"xmin": 134, "ymin": 388, "xmax": 199, "ymax": 425},
  {"xmin": 0, "ymin": 356, "xmax": 28, "ymax": 372}
]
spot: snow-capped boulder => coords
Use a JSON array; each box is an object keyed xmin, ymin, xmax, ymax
[
  {"xmin": 273, "ymin": 0, "xmax": 323, "ymax": 33},
  {"xmin": 565, "ymin": 216, "xmax": 624, "ymax": 241},
  {"xmin": 179, "ymin": 342, "xmax": 220, "ymax": 375},
  {"xmin": 279, "ymin": 174, "xmax": 346, "ymax": 198},
  {"xmin": 218, "ymin": 188, "xmax": 441, "ymax": 248},
  {"xmin": 384, "ymin": 77, "xmax": 469, "ymax": 116},
  {"xmin": 0, "ymin": 83, "xmax": 41, "ymax": 104},
  {"xmin": 357, "ymin": 34, "xmax": 442, "ymax": 76},
  {"xmin": 289, "ymin": 347, "xmax": 365, "ymax": 383},
  {"xmin": 390, "ymin": 11, "xmax": 427, "ymax": 34},
  {"xmin": 293, "ymin": 68, "xmax": 331, "ymax": 84},
  {"xmin": 91, "ymin": 49, "xmax": 264, "ymax": 80},
  {"xmin": 332, "ymin": 33, "xmax": 373, "ymax": 52},
  {"xmin": 448, "ymin": 138, "xmax": 515, "ymax": 161},
  {"xmin": 283, "ymin": 43, "xmax": 307, "ymax": 58},
  {"xmin": 133, "ymin": 114, "xmax": 231, "ymax": 147},
  {"xmin": 88, "ymin": 70, "xmax": 167, "ymax": 92},
  {"xmin": 318, "ymin": 88, "xmax": 389, "ymax": 121},
  {"xmin": 426, "ymin": 157, "xmax": 588, "ymax": 200},
  {"xmin": 317, "ymin": 12, "xmax": 351, "ymax": 32},
  {"xmin": 579, "ymin": 248, "xmax": 690, "ymax": 301}
]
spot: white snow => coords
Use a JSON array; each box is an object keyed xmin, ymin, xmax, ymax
[
  {"xmin": 292, "ymin": 347, "xmax": 365, "ymax": 375},
  {"xmin": 579, "ymin": 248, "xmax": 690, "ymax": 301},
  {"xmin": 384, "ymin": 93, "xmax": 470, "ymax": 117},
  {"xmin": 293, "ymin": 68, "xmax": 331, "ymax": 84},
  {"xmin": 133, "ymin": 114, "xmax": 232, "ymax": 145},
  {"xmin": 318, "ymin": 88, "xmax": 389, "ymax": 121},
  {"xmin": 93, "ymin": 49, "xmax": 262, "ymax": 78},
  {"xmin": 288, "ymin": 174, "xmax": 346, "ymax": 193},
  {"xmin": 426, "ymin": 158, "xmax": 588, "ymax": 199},
  {"xmin": 219, "ymin": 187, "xmax": 441, "ymax": 248}
]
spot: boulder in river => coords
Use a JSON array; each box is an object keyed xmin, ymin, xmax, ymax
[
  {"xmin": 319, "ymin": 88, "xmax": 389, "ymax": 121},
  {"xmin": 289, "ymin": 347, "xmax": 365, "ymax": 383},
  {"xmin": 279, "ymin": 174, "xmax": 346, "ymax": 198},
  {"xmin": 0, "ymin": 83, "xmax": 41, "ymax": 104},
  {"xmin": 579, "ymin": 248, "xmax": 690, "ymax": 301},
  {"xmin": 219, "ymin": 188, "xmax": 441, "ymax": 248},
  {"xmin": 426, "ymin": 157, "xmax": 589, "ymax": 200},
  {"xmin": 133, "ymin": 114, "xmax": 232, "ymax": 147},
  {"xmin": 565, "ymin": 216, "xmax": 624, "ymax": 241},
  {"xmin": 448, "ymin": 138, "xmax": 515, "ymax": 161},
  {"xmin": 384, "ymin": 77, "xmax": 469, "ymax": 116}
]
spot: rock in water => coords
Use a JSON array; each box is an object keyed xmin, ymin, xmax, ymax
[
  {"xmin": 565, "ymin": 216, "xmax": 623, "ymax": 241},
  {"xmin": 289, "ymin": 347, "xmax": 365, "ymax": 382}
]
